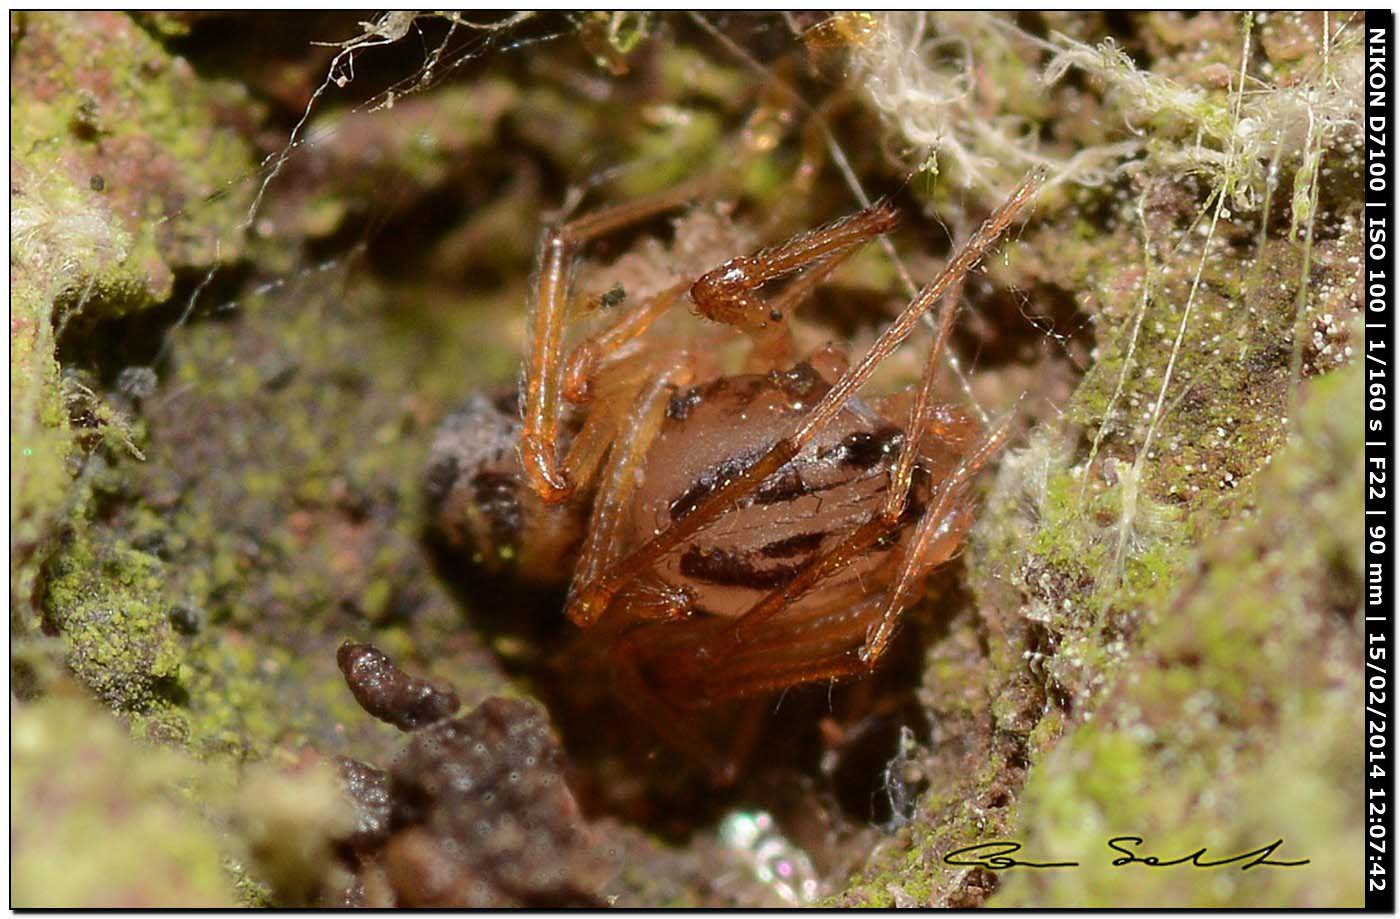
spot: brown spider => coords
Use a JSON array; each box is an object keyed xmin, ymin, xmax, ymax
[{"xmin": 433, "ymin": 169, "xmax": 1044, "ymax": 782}]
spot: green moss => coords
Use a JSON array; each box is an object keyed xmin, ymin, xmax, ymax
[
  {"xmin": 617, "ymin": 105, "xmax": 725, "ymax": 198},
  {"xmin": 11, "ymin": 12, "xmax": 253, "ymax": 311},
  {"xmin": 656, "ymin": 44, "xmax": 750, "ymax": 107},
  {"xmin": 992, "ymin": 362, "xmax": 1363, "ymax": 907},
  {"xmin": 1259, "ymin": 12, "xmax": 1337, "ymax": 83},
  {"xmin": 40, "ymin": 525, "xmax": 184, "ymax": 713},
  {"xmin": 49, "ymin": 260, "xmax": 514, "ymax": 764},
  {"xmin": 28, "ymin": 251, "xmax": 517, "ymax": 759},
  {"xmin": 839, "ymin": 77, "xmax": 1358, "ymax": 895},
  {"xmin": 10, "ymin": 11, "xmax": 255, "ymax": 616},
  {"xmin": 276, "ymin": 80, "xmax": 519, "ymax": 240},
  {"xmin": 233, "ymin": 760, "xmax": 355, "ymax": 905},
  {"xmin": 840, "ymin": 357, "xmax": 1360, "ymax": 907}
]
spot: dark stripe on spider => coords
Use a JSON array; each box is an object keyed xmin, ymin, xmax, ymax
[
  {"xmin": 667, "ymin": 450, "xmax": 766, "ymax": 522},
  {"xmin": 818, "ymin": 426, "xmax": 905, "ymax": 471},
  {"xmin": 678, "ymin": 545, "xmax": 807, "ymax": 590},
  {"xmin": 671, "ymin": 453, "xmax": 895, "ymax": 522},
  {"xmin": 758, "ymin": 531, "xmax": 826, "ymax": 558}
]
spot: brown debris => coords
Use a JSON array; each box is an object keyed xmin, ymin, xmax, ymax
[
  {"xmin": 335, "ymin": 756, "xmax": 392, "ymax": 852},
  {"xmin": 333, "ymin": 642, "xmax": 611, "ymax": 908},
  {"xmin": 336, "ymin": 640, "xmax": 460, "ymax": 731}
]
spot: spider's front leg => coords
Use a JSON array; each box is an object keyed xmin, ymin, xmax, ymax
[
  {"xmin": 689, "ymin": 199, "xmax": 899, "ymax": 370},
  {"xmin": 519, "ymin": 178, "xmax": 713, "ymax": 505}
]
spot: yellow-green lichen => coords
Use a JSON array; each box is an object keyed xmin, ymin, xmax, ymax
[
  {"xmin": 993, "ymin": 361, "xmax": 1363, "ymax": 907},
  {"xmin": 11, "ymin": 10, "xmax": 255, "ymax": 613},
  {"xmin": 39, "ymin": 524, "xmax": 185, "ymax": 714},
  {"xmin": 12, "ymin": 689, "xmax": 237, "ymax": 907}
]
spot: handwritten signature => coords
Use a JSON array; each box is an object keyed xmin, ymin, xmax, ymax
[{"xmin": 944, "ymin": 838, "xmax": 1310, "ymax": 871}]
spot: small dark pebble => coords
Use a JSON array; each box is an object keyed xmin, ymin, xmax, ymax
[
  {"xmin": 168, "ymin": 604, "xmax": 201, "ymax": 635},
  {"xmin": 336, "ymin": 641, "xmax": 460, "ymax": 731},
  {"xmin": 89, "ymin": 174, "xmax": 105, "ymax": 191}
]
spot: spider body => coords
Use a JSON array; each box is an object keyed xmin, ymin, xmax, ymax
[
  {"xmin": 430, "ymin": 172, "xmax": 1043, "ymax": 780},
  {"xmin": 628, "ymin": 359, "xmax": 970, "ymax": 623}
]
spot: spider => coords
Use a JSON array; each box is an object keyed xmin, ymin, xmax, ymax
[{"xmin": 429, "ymin": 169, "xmax": 1044, "ymax": 782}]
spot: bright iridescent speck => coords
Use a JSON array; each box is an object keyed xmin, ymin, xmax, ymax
[{"xmin": 717, "ymin": 810, "xmax": 822, "ymax": 906}]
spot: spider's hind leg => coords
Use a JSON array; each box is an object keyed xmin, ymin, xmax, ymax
[{"xmin": 608, "ymin": 621, "xmax": 765, "ymax": 786}]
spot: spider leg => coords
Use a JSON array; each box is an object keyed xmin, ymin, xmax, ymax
[
  {"xmin": 856, "ymin": 417, "xmax": 1013, "ymax": 664},
  {"xmin": 698, "ymin": 647, "xmax": 873, "ymax": 704},
  {"xmin": 654, "ymin": 412, "xmax": 1005, "ymax": 705},
  {"xmin": 727, "ymin": 404, "xmax": 1012, "ymax": 652},
  {"xmin": 561, "ymin": 281, "xmax": 690, "ymax": 404},
  {"xmin": 521, "ymin": 176, "xmax": 715, "ymax": 504},
  {"xmin": 616, "ymin": 416, "xmax": 1008, "ymax": 707},
  {"xmin": 641, "ymin": 594, "xmax": 890, "ymax": 705},
  {"xmin": 739, "ymin": 246, "xmax": 856, "ymax": 372},
  {"xmin": 566, "ymin": 351, "xmax": 695, "ymax": 627},
  {"xmin": 691, "ymin": 198, "xmax": 899, "ymax": 369},
  {"xmin": 609, "ymin": 626, "xmax": 742, "ymax": 784},
  {"xmin": 726, "ymin": 272, "xmax": 972, "ymax": 643},
  {"xmin": 555, "ymin": 337, "xmax": 698, "ymax": 500},
  {"xmin": 569, "ymin": 169, "xmax": 1046, "ymax": 624}
]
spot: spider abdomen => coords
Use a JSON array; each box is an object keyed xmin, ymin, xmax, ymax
[{"xmin": 627, "ymin": 365, "xmax": 921, "ymax": 619}]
